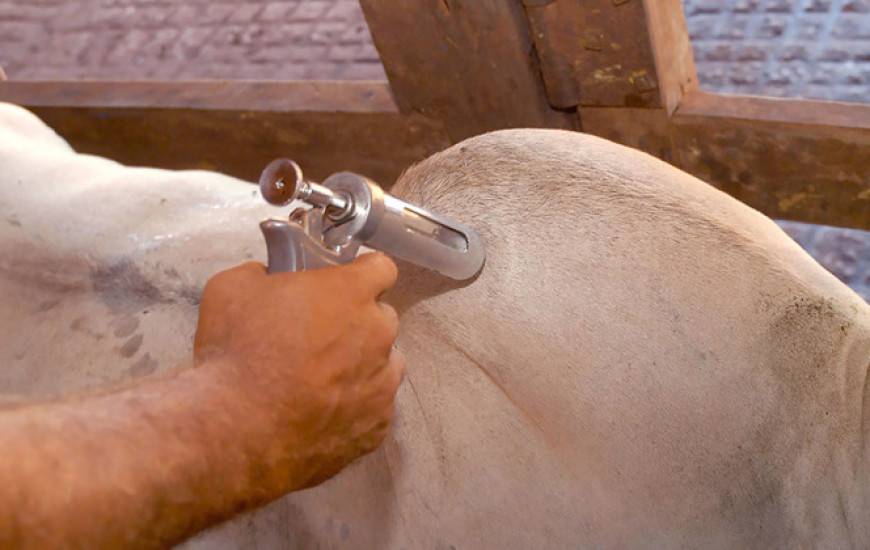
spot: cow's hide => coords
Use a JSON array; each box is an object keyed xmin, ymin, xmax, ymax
[
  {"xmin": 2, "ymin": 101, "xmax": 869, "ymax": 548},
  {"xmin": 0, "ymin": 103, "xmax": 276, "ymax": 400}
]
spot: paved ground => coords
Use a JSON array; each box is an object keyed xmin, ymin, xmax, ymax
[
  {"xmin": 777, "ymin": 221, "xmax": 870, "ymax": 301},
  {"xmin": 0, "ymin": 0, "xmax": 385, "ymax": 81},
  {"xmin": 0, "ymin": 0, "xmax": 868, "ymax": 300},
  {"xmin": 683, "ymin": 0, "xmax": 870, "ymax": 103}
]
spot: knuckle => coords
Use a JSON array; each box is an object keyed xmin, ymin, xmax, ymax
[
  {"xmin": 326, "ymin": 267, "xmax": 370, "ymax": 301},
  {"xmin": 378, "ymin": 303, "xmax": 399, "ymax": 332},
  {"xmin": 389, "ymin": 350, "xmax": 406, "ymax": 387},
  {"xmin": 376, "ymin": 253, "xmax": 399, "ymax": 282},
  {"xmin": 356, "ymin": 252, "xmax": 398, "ymax": 286},
  {"xmin": 208, "ymin": 261, "xmax": 263, "ymax": 289},
  {"xmin": 371, "ymin": 321, "xmax": 399, "ymax": 352}
]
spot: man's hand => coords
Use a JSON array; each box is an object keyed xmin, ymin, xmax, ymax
[{"xmin": 194, "ymin": 252, "xmax": 405, "ymax": 491}]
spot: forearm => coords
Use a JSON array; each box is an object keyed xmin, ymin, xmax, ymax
[{"xmin": 0, "ymin": 362, "xmax": 289, "ymax": 549}]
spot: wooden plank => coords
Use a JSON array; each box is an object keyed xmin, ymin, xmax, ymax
[
  {"xmin": 522, "ymin": 0, "xmax": 694, "ymax": 111},
  {"xmin": 522, "ymin": 0, "xmax": 581, "ymax": 109},
  {"xmin": 524, "ymin": 0, "xmax": 661, "ymax": 109},
  {"xmin": 0, "ymin": 80, "xmax": 398, "ymax": 112},
  {"xmin": 643, "ymin": 0, "xmax": 698, "ymax": 116},
  {"xmin": 579, "ymin": 106, "xmax": 674, "ymax": 163},
  {"xmin": 678, "ymin": 90, "xmax": 870, "ymax": 129},
  {"xmin": 673, "ymin": 91, "xmax": 870, "ymax": 230},
  {"xmin": 360, "ymin": 0, "xmax": 575, "ymax": 142},
  {"xmin": 0, "ymin": 81, "xmax": 451, "ymax": 188}
]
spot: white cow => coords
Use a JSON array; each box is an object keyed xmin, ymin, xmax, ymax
[{"xmin": 1, "ymin": 101, "xmax": 869, "ymax": 548}]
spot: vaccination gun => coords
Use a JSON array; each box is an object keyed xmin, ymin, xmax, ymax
[{"xmin": 258, "ymin": 159, "xmax": 485, "ymax": 280}]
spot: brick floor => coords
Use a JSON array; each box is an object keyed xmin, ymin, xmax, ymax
[
  {"xmin": 683, "ymin": 0, "xmax": 870, "ymax": 102},
  {"xmin": 0, "ymin": 0, "xmax": 867, "ymax": 300},
  {"xmin": 0, "ymin": 0, "xmax": 386, "ymax": 81}
]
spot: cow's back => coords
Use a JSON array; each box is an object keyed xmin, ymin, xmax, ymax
[
  {"xmin": 214, "ymin": 129, "xmax": 870, "ymax": 548},
  {"xmin": 375, "ymin": 129, "xmax": 870, "ymax": 547}
]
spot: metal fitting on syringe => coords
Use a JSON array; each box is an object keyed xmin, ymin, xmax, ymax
[{"xmin": 259, "ymin": 158, "xmax": 354, "ymax": 221}]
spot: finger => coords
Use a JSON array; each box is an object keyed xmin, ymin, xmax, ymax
[
  {"xmin": 207, "ymin": 261, "xmax": 267, "ymax": 292},
  {"xmin": 388, "ymin": 347, "xmax": 406, "ymax": 386},
  {"xmin": 200, "ymin": 262, "xmax": 267, "ymax": 313},
  {"xmin": 220, "ymin": 261, "xmax": 267, "ymax": 278},
  {"xmin": 378, "ymin": 302, "xmax": 400, "ymax": 344},
  {"xmin": 350, "ymin": 253, "xmax": 398, "ymax": 297},
  {"xmin": 235, "ymin": 261, "xmax": 268, "ymax": 275},
  {"xmin": 361, "ymin": 302, "xmax": 399, "ymax": 365},
  {"xmin": 366, "ymin": 347, "xmax": 404, "ymax": 425}
]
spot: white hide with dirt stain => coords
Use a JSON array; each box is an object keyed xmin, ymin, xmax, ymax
[
  {"xmin": 0, "ymin": 103, "xmax": 274, "ymax": 400},
  {"xmin": 2, "ymin": 101, "xmax": 869, "ymax": 548}
]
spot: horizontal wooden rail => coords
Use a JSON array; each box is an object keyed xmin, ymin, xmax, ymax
[
  {"xmin": 0, "ymin": 80, "xmax": 398, "ymax": 112},
  {"xmin": 1, "ymin": 82, "xmax": 868, "ymax": 230},
  {"xmin": 673, "ymin": 91, "xmax": 870, "ymax": 230},
  {"xmin": 0, "ymin": 80, "xmax": 450, "ymax": 187}
]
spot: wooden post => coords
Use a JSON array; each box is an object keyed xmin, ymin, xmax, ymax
[
  {"xmin": 523, "ymin": 0, "xmax": 661, "ymax": 109},
  {"xmin": 521, "ymin": 0, "xmax": 692, "ymax": 163},
  {"xmin": 359, "ymin": 0, "xmax": 575, "ymax": 142},
  {"xmin": 643, "ymin": 0, "xmax": 698, "ymax": 116}
]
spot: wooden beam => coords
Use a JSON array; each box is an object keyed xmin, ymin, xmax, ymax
[
  {"xmin": 0, "ymin": 80, "xmax": 399, "ymax": 112},
  {"xmin": 0, "ymin": 81, "xmax": 451, "ymax": 187},
  {"xmin": 673, "ymin": 91, "xmax": 870, "ymax": 230},
  {"xmin": 359, "ymin": 0, "xmax": 575, "ymax": 142},
  {"xmin": 522, "ymin": 0, "xmax": 581, "ymax": 109},
  {"xmin": 579, "ymin": 106, "xmax": 674, "ymax": 163},
  {"xmin": 643, "ymin": 0, "xmax": 698, "ymax": 115},
  {"xmin": 524, "ymin": 0, "xmax": 661, "ymax": 109}
]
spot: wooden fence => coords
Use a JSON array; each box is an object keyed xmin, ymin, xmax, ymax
[{"xmin": 1, "ymin": 0, "xmax": 867, "ymax": 229}]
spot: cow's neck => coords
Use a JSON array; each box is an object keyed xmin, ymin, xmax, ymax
[
  {"xmin": 387, "ymin": 261, "xmax": 472, "ymax": 317},
  {"xmin": 799, "ymin": 302, "xmax": 870, "ymax": 546}
]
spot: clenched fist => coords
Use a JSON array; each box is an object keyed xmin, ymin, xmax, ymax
[{"xmin": 194, "ymin": 252, "xmax": 405, "ymax": 492}]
